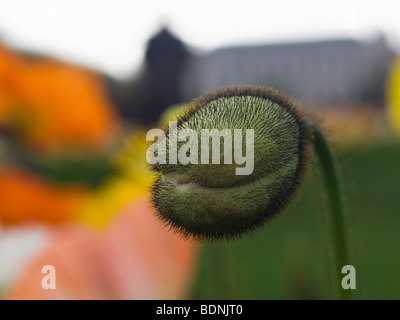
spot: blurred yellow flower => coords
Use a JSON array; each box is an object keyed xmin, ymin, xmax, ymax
[
  {"xmin": 75, "ymin": 102, "xmax": 192, "ymax": 227},
  {"xmin": 159, "ymin": 102, "xmax": 189, "ymax": 124},
  {"xmin": 75, "ymin": 130, "xmax": 155, "ymax": 226},
  {"xmin": 386, "ymin": 54, "xmax": 400, "ymax": 137}
]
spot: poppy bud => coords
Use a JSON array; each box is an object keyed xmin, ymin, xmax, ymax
[{"xmin": 150, "ymin": 86, "xmax": 312, "ymax": 241}]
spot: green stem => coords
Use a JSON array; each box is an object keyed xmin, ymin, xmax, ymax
[
  {"xmin": 210, "ymin": 243, "xmax": 235, "ymax": 299},
  {"xmin": 310, "ymin": 122, "xmax": 353, "ymax": 300}
]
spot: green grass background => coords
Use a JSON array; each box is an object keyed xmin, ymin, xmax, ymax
[{"xmin": 191, "ymin": 138, "xmax": 400, "ymax": 299}]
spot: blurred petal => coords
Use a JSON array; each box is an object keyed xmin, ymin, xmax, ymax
[
  {"xmin": 0, "ymin": 43, "xmax": 121, "ymax": 151},
  {"xmin": 6, "ymin": 196, "xmax": 198, "ymax": 300},
  {"xmin": 0, "ymin": 168, "xmax": 88, "ymax": 224},
  {"xmin": 0, "ymin": 224, "xmax": 49, "ymax": 292}
]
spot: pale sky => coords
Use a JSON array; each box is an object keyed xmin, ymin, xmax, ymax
[{"xmin": 0, "ymin": 0, "xmax": 399, "ymax": 78}]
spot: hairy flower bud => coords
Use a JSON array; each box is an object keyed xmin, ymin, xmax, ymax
[{"xmin": 150, "ymin": 86, "xmax": 312, "ymax": 241}]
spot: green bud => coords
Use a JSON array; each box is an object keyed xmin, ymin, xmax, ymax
[{"xmin": 150, "ymin": 86, "xmax": 312, "ymax": 241}]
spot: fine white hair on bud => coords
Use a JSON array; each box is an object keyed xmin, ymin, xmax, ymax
[{"xmin": 150, "ymin": 86, "xmax": 313, "ymax": 241}]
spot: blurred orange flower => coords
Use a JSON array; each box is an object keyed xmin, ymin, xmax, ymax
[
  {"xmin": 0, "ymin": 168, "xmax": 88, "ymax": 224},
  {"xmin": 6, "ymin": 196, "xmax": 198, "ymax": 300},
  {"xmin": 0, "ymin": 43, "xmax": 120, "ymax": 151}
]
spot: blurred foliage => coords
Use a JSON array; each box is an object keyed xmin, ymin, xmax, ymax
[
  {"xmin": 191, "ymin": 139, "xmax": 400, "ymax": 299},
  {"xmin": 0, "ymin": 137, "xmax": 117, "ymax": 187},
  {"xmin": 23, "ymin": 152, "xmax": 116, "ymax": 188}
]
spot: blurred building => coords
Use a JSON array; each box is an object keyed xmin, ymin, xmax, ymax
[
  {"xmin": 182, "ymin": 33, "xmax": 394, "ymax": 107},
  {"xmin": 105, "ymin": 27, "xmax": 189, "ymax": 125},
  {"xmin": 106, "ymin": 28, "xmax": 395, "ymax": 125}
]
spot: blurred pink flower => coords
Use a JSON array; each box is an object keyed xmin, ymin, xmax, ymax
[{"xmin": 6, "ymin": 196, "xmax": 198, "ymax": 300}]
